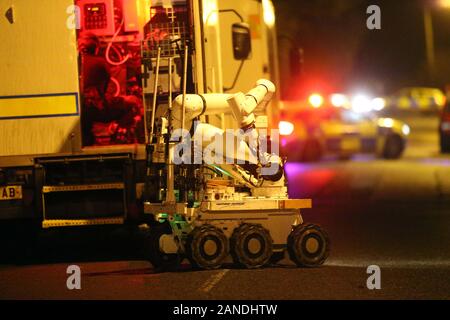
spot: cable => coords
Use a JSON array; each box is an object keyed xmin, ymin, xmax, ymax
[
  {"xmin": 105, "ymin": 19, "xmax": 130, "ymax": 66},
  {"xmin": 110, "ymin": 45, "xmax": 124, "ymax": 62},
  {"xmin": 110, "ymin": 76, "xmax": 121, "ymax": 97},
  {"xmin": 223, "ymin": 60, "xmax": 245, "ymax": 92}
]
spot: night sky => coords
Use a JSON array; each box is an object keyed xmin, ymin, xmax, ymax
[{"xmin": 275, "ymin": 0, "xmax": 450, "ymax": 99}]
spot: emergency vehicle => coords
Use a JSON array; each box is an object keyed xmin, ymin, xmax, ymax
[
  {"xmin": 0, "ymin": 0, "xmax": 329, "ymax": 270},
  {"xmin": 439, "ymin": 100, "xmax": 450, "ymax": 153},
  {"xmin": 279, "ymin": 95, "xmax": 410, "ymax": 161},
  {"xmin": 386, "ymin": 87, "xmax": 445, "ymax": 113}
]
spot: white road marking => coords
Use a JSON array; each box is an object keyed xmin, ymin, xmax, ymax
[
  {"xmin": 199, "ymin": 269, "xmax": 230, "ymax": 293},
  {"xmin": 326, "ymin": 259, "xmax": 450, "ymax": 268}
]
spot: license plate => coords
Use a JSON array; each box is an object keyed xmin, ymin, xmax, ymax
[
  {"xmin": 0, "ymin": 186, "xmax": 22, "ymax": 201},
  {"xmin": 341, "ymin": 138, "xmax": 360, "ymax": 151}
]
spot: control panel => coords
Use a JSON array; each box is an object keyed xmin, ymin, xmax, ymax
[{"xmin": 78, "ymin": 0, "xmax": 115, "ymax": 36}]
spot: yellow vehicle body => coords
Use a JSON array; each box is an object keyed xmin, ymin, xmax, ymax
[
  {"xmin": 387, "ymin": 87, "xmax": 445, "ymax": 112},
  {"xmin": 279, "ymin": 106, "xmax": 410, "ymax": 161}
]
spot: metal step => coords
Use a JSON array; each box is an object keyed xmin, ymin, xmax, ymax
[
  {"xmin": 42, "ymin": 217, "xmax": 124, "ymax": 229},
  {"xmin": 42, "ymin": 183, "xmax": 124, "ymax": 193}
]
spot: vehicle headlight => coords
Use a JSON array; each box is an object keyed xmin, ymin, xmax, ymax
[
  {"xmin": 351, "ymin": 94, "xmax": 372, "ymax": 113},
  {"xmin": 279, "ymin": 121, "xmax": 295, "ymax": 136},
  {"xmin": 331, "ymin": 94, "xmax": 347, "ymax": 107},
  {"xmin": 378, "ymin": 118, "xmax": 394, "ymax": 128},
  {"xmin": 402, "ymin": 124, "xmax": 410, "ymax": 136},
  {"xmin": 371, "ymin": 97, "xmax": 386, "ymax": 111}
]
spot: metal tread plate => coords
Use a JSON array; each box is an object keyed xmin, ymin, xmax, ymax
[
  {"xmin": 42, "ymin": 183, "xmax": 125, "ymax": 193},
  {"xmin": 42, "ymin": 217, "xmax": 124, "ymax": 228}
]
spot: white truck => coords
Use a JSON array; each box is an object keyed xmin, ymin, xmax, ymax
[{"xmin": 0, "ymin": 0, "xmax": 329, "ymax": 269}]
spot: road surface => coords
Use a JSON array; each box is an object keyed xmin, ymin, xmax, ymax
[{"xmin": 0, "ymin": 114, "xmax": 449, "ymax": 300}]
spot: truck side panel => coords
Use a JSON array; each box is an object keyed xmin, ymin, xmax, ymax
[
  {"xmin": 0, "ymin": 0, "xmax": 81, "ymax": 158},
  {"xmin": 200, "ymin": 0, "xmax": 279, "ymax": 130}
]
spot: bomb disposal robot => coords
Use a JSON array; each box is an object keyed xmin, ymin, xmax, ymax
[{"xmin": 144, "ymin": 78, "xmax": 330, "ymax": 269}]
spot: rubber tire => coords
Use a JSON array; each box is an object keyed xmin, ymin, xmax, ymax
[
  {"xmin": 231, "ymin": 224, "xmax": 273, "ymax": 269},
  {"xmin": 439, "ymin": 132, "xmax": 450, "ymax": 153},
  {"xmin": 143, "ymin": 223, "xmax": 180, "ymax": 271},
  {"xmin": 382, "ymin": 134, "xmax": 404, "ymax": 159},
  {"xmin": 187, "ymin": 225, "xmax": 228, "ymax": 270},
  {"xmin": 288, "ymin": 223, "xmax": 330, "ymax": 267},
  {"xmin": 301, "ymin": 139, "xmax": 322, "ymax": 162}
]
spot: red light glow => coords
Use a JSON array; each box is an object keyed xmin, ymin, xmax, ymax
[{"xmin": 309, "ymin": 93, "xmax": 324, "ymax": 108}]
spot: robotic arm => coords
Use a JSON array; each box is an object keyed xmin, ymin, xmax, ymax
[
  {"xmin": 172, "ymin": 79, "xmax": 275, "ymax": 130},
  {"xmin": 171, "ymin": 79, "xmax": 282, "ymax": 187},
  {"xmin": 227, "ymin": 79, "xmax": 275, "ymax": 128}
]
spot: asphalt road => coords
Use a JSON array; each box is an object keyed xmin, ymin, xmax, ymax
[{"xmin": 0, "ymin": 113, "xmax": 449, "ymax": 300}]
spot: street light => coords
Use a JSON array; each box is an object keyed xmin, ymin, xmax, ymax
[
  {"xmin": 423, "ymin": 6, "xmax": 435, "ymax": 80},
  {"xmin": 424, "ymin": 0, "xmax": 450, "ymax": 81},
  {"xmin": 438, "ymin": 0, "xmax": 450, "ymax": 8}
]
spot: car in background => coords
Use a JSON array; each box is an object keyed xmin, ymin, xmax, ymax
[
  {"xmin": 439, "ymin": 100, "xmax": 450, "ymax": 153},
  {"xmin": 386, "ymin": 87, "xmax": 445, "ymax": 113},
  {"xmin": 278, "ymin": 97, "xmax": 410, "ymax": 162}
]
